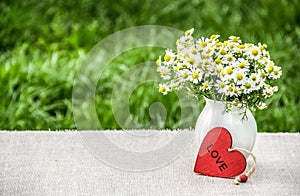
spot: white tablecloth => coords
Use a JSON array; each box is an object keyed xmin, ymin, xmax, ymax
[{"xmin": 0, "ymin": 131, "xmax": 299, "ymax": 195}]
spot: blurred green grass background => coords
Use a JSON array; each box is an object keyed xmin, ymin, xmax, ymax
[{"xmin": 0, "ymin": 0, "xmax": 299, "ymax": 132}]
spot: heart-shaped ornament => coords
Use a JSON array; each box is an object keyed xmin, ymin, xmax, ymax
[{"xmin": 194, "ymin": 127, "xmax": 246, "ymax": 178}]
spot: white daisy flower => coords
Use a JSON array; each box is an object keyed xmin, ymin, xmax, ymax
[
  {"xmin": 265, "ymin": 61, "xmax": 275, "ymax": 74},
  {"xmin": 159, "ymin": 66, "xmax": 171, "ymax": 80},
  {"xmin": 178, "ymin": 69, "xmax": 190, "ymax": 82},
  {"xmin": 228, "ymin": 36, "xmax": 242, "ymax": 44},
  {"xmin": 258, "ymin": 42, "xmax": 267, "ymax": 51},
  {"xmin": 188, "ymin": 68, "xmax": 202, "ymax": 84},
  {"xmin": 185, "ymin": 28, "xmax": 194, "ymax": 36},
  {"xmin": 241, "ymin": 80, "xmax": 253, "ymax": 94},
  {"xmin": 156, "ymin": 30, "xmax": 282, "ymax": 113},
  {"xmin": 258, "ymin": 43, "xmax": 270, "ymax": 58},
  {"xmin": 236, "ymin": 58, "xmax": 250, "ymax": 71},
  {"xmin": 177, "ymin": 37, "xmax": 198, "ymax": 57},
  {"xmin": 187, "ymin": 49, "xmax": 202, "ymax": 67},
  {"xmin": 268, "ymin": 65, "xmax": 282, "ymax": 79},
  {"xmin": 258, "ymin": 58, "xmax": 270, "ymax": 70},
  {"xmin": 159, "ymin": 83, "xmax": 170, "ymax": 95},
  {"xmin": 200, "ymin": 81, "xmax": 211, "ymax": 91},
  {"xmin": 254, "ymin": 79, "xmax": 264, "ymax": 91},
  {"xmin": 225, "ymin": 83, "xmax": 239, "ymax": 97},
  {"xmin": 201, "ymin": 59, "xmax": 215, "ymax": 77},
  {"xmin": 196, "ymin": 37, "xmax": 210, "ymax": 50},
  {"xmin": 246, "ymin": 45, "xmax": 262, "ymax": 60},
  {"xmin": 216, "ymin": 47, "xmax": 228, "ymax": 58},
  {"xmin": 169, "ymin": 81, "xmax": 180, "ymax": 91},
  {"xmin": 232, "ymin": 86, "xmax": 241, "ymax": 97},
  {"xmin": 215, "ymin": 79, "xmax": 227, "ymax": 94},
  {"xmin": 222, "ymin": 53, "xmax": 236, "ymax": 65},
  {"xmin": 222, "ymin": 66, "xmax": 235, "ymax": 80},
  {"xmin": 156, "ymin": 55, "xmax": 162, "ymax": 66},
  {"xmin": 233, "ymin": 70, "xmax": 246, "ymax": 85},
  {"xmin": 209, "ymin": 34, "xmax": 220, "ymax": 41},
  {"xmin": 257, "ymin": 69, "xmax": 267, "ymax": 81},
  {"xmin": 256, "ymin": 102, "xmax": 267, "ymax": 110},
  {"xmin": 214, "ymin": 57, "xmax": 223, "ymax": 66},
  {"xmin": 163, "ymin": 49, "xmax": 176, "ymax": 65},
  {"xmin": 249, "ymin": 73, "xmax": 262, "ymax": 91},
  {"xmin": 249, "ymin": 73, "xmax": 260, "ymax": 83},
  {"xmin": 262, "ymin": 84, "xmax": 278, "ymax": 98}
]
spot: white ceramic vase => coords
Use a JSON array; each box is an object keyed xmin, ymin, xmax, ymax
[{"xmin": 195, "ymin": 97, "xmax": 257, "ymax": 154}]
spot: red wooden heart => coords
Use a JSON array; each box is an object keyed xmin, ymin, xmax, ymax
[{"xmin": 194, "ymin": 127, "xmax": 246, "ymax": 178}]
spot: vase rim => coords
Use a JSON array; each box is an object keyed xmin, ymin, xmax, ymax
[
  {"xmin": 203, "ymin": 96, "xmax": 250, "ymax": 115},
  {"xmin": 204, "ymin": 96, "xmax": 225, "ymax": 105}
]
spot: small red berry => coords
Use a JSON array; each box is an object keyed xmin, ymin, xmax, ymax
[{"xmin": 240, "ymin": 174, "xmax": 248, "ymax": 183}]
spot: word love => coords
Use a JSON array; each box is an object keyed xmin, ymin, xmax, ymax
[
  {"xmin": 206, "ymin": 144, "xmax": 228, "ymax": 172},
  {"xmin": 194, "ymin": 127, "xmax": 246, "ymax": 178}
]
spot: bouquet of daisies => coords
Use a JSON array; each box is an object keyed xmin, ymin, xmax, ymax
[{"xmin": 156, "ymin": 28, "xmax": 282, "ymax": 117}]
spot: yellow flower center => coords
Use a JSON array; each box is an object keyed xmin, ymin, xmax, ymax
[
  {"xmin": 238, "ymin": 44, "xmax": 245, "ymax": 49},
  {"xmin": 201, "ymin": 54, "xmax": 207, "ymax": 59},
  {"xmin": 244, "ymin": 82, "xmax": 251, "ymax": 89},
  {"xmin": 215, "ymin": 58, "xmax": 222, "ymax": 64},
  {"xmin": 161, "ymin": 70, "xmax": 168, "ymax": 76},
  {"xmin": 179, "ymin": 63, "xmax": 186, "ymax": 68},
  {"xmin": 210, "ymin": 34, "xmax": 217, "ymax": 39},
  {"xmin": 200, "ymin": 41, "xmax": 207, "ymax": 47},
  {"xmin": 231, "ymin": 37, "xmax": 239, "ymax": 42},
  {"xmin": 188, "ymin": 58, "xmax": 195, "ymax": 64},
  {"xmin": 191, "ymin": 49, "xmax": 197, "ymax": 54},
  {"xmin": 207, "ymin": 47, "xmax": 212, "ymax": 53},
  {"xmin": 219, "ymin": 82, "xmax": 226, "ymax": 88},
  {"xmin": 260, "ymin": 72, "xmax": 266, "ymax": 79},
  {"xmin": 185, "ymin": 29, "xmax": 193, "ymax": 35},
  {"xmin": 237, "ymin": 73, "xmax": 244, "ymax": 81},
  {"xmin": 159, "ymin": 87, "xmax": 166, "ymax": 93},
  {"xmin": 192, "ymin": 72, "xmax": 200, "ymax": 79},
  {"xmin": 164, "ymin": 54, "xmax": 171, "ymax": 62},
  {"xmin": 221, "ymin": 70, "xmax": 225, "ymax": 77},
  {"xmin": 251, "ymin": 75, "xmax": 257, "ymax": 81},
  {"xmin": 216, "ymin": 42, "xmax": 222, "ymax": 47},
  {"xmin": 268, "ymin": 65, "xmax": 274, "ymax": 73},
  {"xmin": 238, "ymin": 62, "xmax": 246, "ymax": 69},
  {"xmin": 156, "ymin": 58, "xmax": 161, "ymax": 66},
  {"xmin": 182, "ymin": 73, "xmax": 188, "ymax": 79},
  {"xmin": 235, "ymin": 49, "xmax": 240, "ymax": 53},
  {"xmin": 252, "ymin": 49, "xmax": 259, "ymax": 56},
  {"xmin": 227, "ymin": 55, "xmax": 233, "ymax": 61},
  {"xmin": 220, "ymin": 49, "xmax": 227, "ymax": 55},
  {"xmin": 226, "ymin": 67, "xmax": 233, "ymax": 75},
  {"xmin": 274, "ymin": 70, "xmax": 279, "ymax": 75},
  {"xmin": 203, "ymin": 83, "xmax": 209, "ymax": 89}
]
